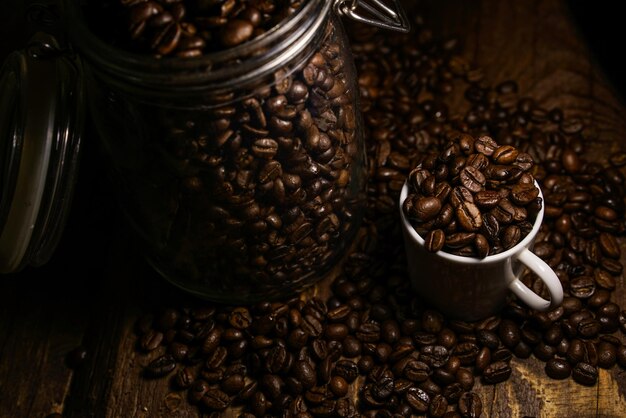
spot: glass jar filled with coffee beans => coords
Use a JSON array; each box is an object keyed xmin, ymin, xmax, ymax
[{"xmin": 62, "ymin": 0, "xmax": 409, "ymax": 302}]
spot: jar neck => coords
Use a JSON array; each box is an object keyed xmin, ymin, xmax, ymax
[{"xmin": 63, "ymin": 0, "xmax": 332, "ymax": 95}]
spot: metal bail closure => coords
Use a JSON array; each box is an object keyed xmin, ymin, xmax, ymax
[{"xmin": 334, "ymin": 0, "xmax": 411, "ymax": 33}]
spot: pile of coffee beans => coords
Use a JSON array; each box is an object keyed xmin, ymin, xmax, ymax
[
  {"xmin": 129, "ymin": 10, "xmax": 626, "ymax": 418},
  {"xmin": 87, "ymin": 0, "xmax": 304, "ymax": 57},
  {"xmin": 403, "ymin": 133, "xmax": 541, "ymax": 257},
  {"xmin": 84, "ymin": 1, "xmax": 366, "ymax": 301}
]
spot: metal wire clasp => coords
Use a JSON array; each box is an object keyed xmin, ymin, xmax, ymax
[{"xmin": 334, "ymin": 0, "xmax": 410, "ymax": 33}]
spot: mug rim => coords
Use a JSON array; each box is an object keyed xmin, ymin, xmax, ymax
[{"xmin": 399, "ymin": 179, "xmax": 545, "ymax": 265}]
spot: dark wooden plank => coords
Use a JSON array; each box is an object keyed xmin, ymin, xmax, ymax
[
  {"xmin": 0, "ymin": 278, "xmax": 82, "ymax": 417},
  {"xmin": 0, "ymin": 171, "xmax": 110, "ymax": 418}
]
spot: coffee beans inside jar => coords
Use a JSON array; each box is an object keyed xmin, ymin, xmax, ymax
[
  {"xmin": 123, "ymin": 8, "xmax": 626, "ymax": 418},
  {"xmin": 403, "ymin": 133, "xmax": 541, "ymax": 257},
  {"xmin": 74, "ymin": 0, "xmax": 367, "ymax": 302},
  {"xmin": 85, "ymin": 0, "xmax": 306, "ymax": 58}
]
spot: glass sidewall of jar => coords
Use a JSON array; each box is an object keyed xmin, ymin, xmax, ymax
[{"xmin": 79, "ymin": 8, "xmax": 367, "ymax": 303}]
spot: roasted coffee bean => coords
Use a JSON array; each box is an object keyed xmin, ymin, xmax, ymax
[
  {"xmin": 219, "ymin": 19, "xmax": 254, "ymax": 47},
  {"xmin": 169, "ymin": 342, "xmax": 189, "ymax": 361},
  {"xmin": 498, "ymin": 320, "xmax": 521, "ymax": 348},
  {"xmin": 588, "ymin": 289, "xmax": 611, "ymax": 309},
  {"xmin": 411, "ymin": 196, "xmax": 443, "ymax": 222},
  {"xmin": 566, "ymin": 339, "xmax": 586, "ymax": 364},
  {"xmin": 405, "ymin": 387, "xmax": 430, "ymax": 413},
  {"xmin": 533, "ymin": 342, "xmax": 557, "ymax": 362},
  {"xmin": 597, "ymin": 341, "xmax": 617, "ymax": 369},
  {"xmin": 140, "ymin": 330, "xmax": 164, "ymax": 352},
  {"xmin": 342, "ymin": 335, "xmax": 362, "ymax": 358},
  {"xmin": 454, "ymin": 342, "xmax": 479, "ymax": 366},
  {"xmin": 457, "ymin": 201, "xmax": 483, "ymax": 232},
  {"xmin": 501, "ymin": 225, "xmax": 521, "ymax": 250},
  {"xmin": 189, "ymin": 379, "xmax": 210, "ymax": 404},
  {"xmin": 598, "ymin": 233, "xmax": 621, "ymax": 259},
  {"xmin": 474, "ymin": 347, "xmax": 491, "ymax": 374},
  {"xmin": 450, "ymin": 186, "xmax": 474, "ymax": 208},
  {"xmin": 482, "ymin": 361, "xmax": 512, "ymax": 384},
  {"xmin": 403, "ymin": 359, "xmax": 431, "ymax": 382},
  {"xmin": 475, "ymin": 136, "xmax": 498, "ymax": 156},
  {"xmin": 572, "ymin": 362, "xmax": 598, "ymax": 386},
  {"xmin": 229, "ymin": 307, "xmax": 252, "ymax": 329},
  {"xmin": 222, "ymin": 373, "xmax": 245, "ymax": 395},
  {"xmin": 511, "ymin": 182, "xmax": 539, "ymax": 206},
  {"xmin": 429, "ymin": 393, "xmax": 449, "ymax": 417},
  {"xmin": 202, "ymin": 388, "xmax": 231, "ymax": 411},
  {"xmin": 145, "ymin": 354, "xmax": 176, "ymax": 377},
  {"xmin": 458, "ymin": 391, "xmax": 482, "ymax": 418},
  {"xmin": 577, "ymin": 318, "xmax": 601, "ymax": 339},
  {"xmin": 545, "ymin": 358, "xmax": 571, "ymax": 379},
  {"xmin": 474, "ymin": 190, "xmax": 501, "ymax": 209},
  {"xmin": 433, "ymin": 368, "xmax": 456, "ymax": 386},
  {"xmin": 371, "ymin": 375, "xmax": 394, "ymax": 401},
  {"xmin": 206, "ymin": 346, "xmax": 227, "ymax": 369},
  {"xmin": 460, "ymin": 166, "xmax": 486, "ymax": 192},
  {"xmin": 442, "ymin": 382, "xmax": 463, "ymax": 403},
  {"xmin": 445, "ymin": 232, "xmax": 476, "ymax": 249},
  {"xmin": 357, "ymin": 355, "xmax": 375, "ymax": 375},
  {"xmin": 325, "ymin": 323, "xmax": 349, "ymax": 341},
  {"xmin": 420, "ymin": 345, "xmax": 450, "ymax": 368},
  {"xmin": 329, "ymin": 375, "xmax": 349, "ymax": 397},
  {"xmin": 301, "ymin": 315, "xmax": 324, "ymax": 337},
  {"xmin": 595, "ymin": 269, "xmax": 617, "ymax": 290},
  {"xmin": 394, "ymin": 378, "xmax": 413, "ymax": 396},
  {"xmin": 569, "ymin": 276, "xmax": 596, "ymax": 299},
  {"xmin": 543, "ymin": 324, "xmax": 563, "ymax": 346},
  {"xmin": 334, "ymin": 359, "xmax": 359, "ymax": 383},
  {"xmin": 601, "ymin": 257, "xmax": 623, "ymax": 275},
  {"xmin": 598, "ymin": 302, "xmax": 620, "ymax": 318},
  {"xmin": 456, "ymin": 368, "xmax": 475, "ymax": 391},
  {"xmin": 174, "ymin": 367, "xmax": 194, "ymax": 389},
  {"xmin": 437, "ymin": 328, "xmax": 458, "ymax": 349},
  {"xmin": 425, "ymin": 229, "xmax": 446, "ymax": 252}
]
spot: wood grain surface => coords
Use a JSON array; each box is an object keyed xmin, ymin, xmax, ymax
[{"xmin": 1, "ymin": 0, "xmax": 625, "ymax": 417}]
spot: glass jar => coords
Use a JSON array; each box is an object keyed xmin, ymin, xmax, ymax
[
  {"xmin": 0, "ymin": 32, "xmax": 83, "ymax": 274},
  {"xmin": 62, "ymin": 0, "xmax": 408, "ymax": 303}
]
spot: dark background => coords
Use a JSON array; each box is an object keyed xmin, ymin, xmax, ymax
[{"xmin": 566, "ymin": 1, "xmax": 626, "ymax": 103}]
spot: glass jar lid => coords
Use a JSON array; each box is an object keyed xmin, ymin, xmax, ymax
[{"xmin": 0, "ymin": 32, "xmax": 84, "ymax": 274}]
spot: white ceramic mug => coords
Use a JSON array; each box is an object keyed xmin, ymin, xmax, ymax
[{"xmin": 399, "ymin": 181, "xmax": 563, "ymax": 321}]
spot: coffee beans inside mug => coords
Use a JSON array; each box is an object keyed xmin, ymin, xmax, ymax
[{"xmin": 403, "ymin": 133, "xmax": 541, "ymax": 257}]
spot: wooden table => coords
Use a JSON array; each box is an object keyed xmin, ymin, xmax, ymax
[{"xmin": 1, "ymin": 1, "xmax": 625, "ymax": 417}]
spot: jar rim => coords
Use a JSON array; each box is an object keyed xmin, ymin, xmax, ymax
[{"xmin": 63, "ymin": 0, "xmax": 332, "ymax": 90}]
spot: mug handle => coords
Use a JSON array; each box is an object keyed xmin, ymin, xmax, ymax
[{"xmin": 508, "ymin": 248, "xmax": 564, "ymax": 311}]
